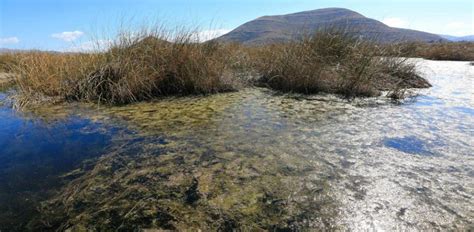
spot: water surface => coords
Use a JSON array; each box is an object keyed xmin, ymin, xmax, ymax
[{"xmin": 0, "ymin": 59, "xmax": 472, "ymax": 230}]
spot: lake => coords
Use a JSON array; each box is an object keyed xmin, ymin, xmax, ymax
[{"xmin": 0, "ymin": 59, "xmax": 472, "ymax": 231}]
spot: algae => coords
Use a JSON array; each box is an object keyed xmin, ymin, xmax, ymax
[
  {"xmin": 25, "ymin": 88, "xmax": 342, "ymax": 231},
  {"xmin": 31, "ymin": 137, "xmax": 338, "ymax": 231}
]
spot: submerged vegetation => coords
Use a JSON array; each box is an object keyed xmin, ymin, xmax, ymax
[
  {"xmin": 0, "ymin": 27, "xmax": 432, "ymax": 106},
  {"xmin": 10, "ymin": 89, "xmax": 343, "ymax": 230},
  {"xmin": 30, "ymin": 138, "xmax": 337, "ymax": 231}
]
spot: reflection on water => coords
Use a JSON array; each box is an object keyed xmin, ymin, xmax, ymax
[
  {"xmin": 0, "ymin": 95, "xmax": 134, "ymax": 230},
  {"xmin": 0, "ymin": 59, "xmax": 473, "ymax": 231}
]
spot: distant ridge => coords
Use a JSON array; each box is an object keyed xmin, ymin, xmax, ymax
[
  {"xmin": 440, "ymin": 35, "xmax": 474, "ymax": 42},
  {"xmin": 0, "ymin": 48, "xmax": 62, "ymax": 54},
  {"xmin": 216, "ymin": 8, "xmax": 445, "ymax": 45},
  {"xmin": 0, "ymin": 48, "xmax": 22, "ymax": 53}
]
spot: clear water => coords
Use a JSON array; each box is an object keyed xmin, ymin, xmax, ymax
[{"xmin": 0, "ymin": 59, "xmax": 472, "ymax": 230}]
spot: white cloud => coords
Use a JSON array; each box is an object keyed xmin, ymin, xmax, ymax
[
  {"xmin": 66, "ymin": 39, "xmax": 113, "ymax": 53},
  {"xmin": 382, "ymin": 18, "xmax": 409, "ymax": 28},
  {"xmin": 447, "ymin": 22, "xmax": 467, "ymax": 28},
  {"xmin": 443, "ymin": 21, "xmax": 473, "ymax": 36},
  {"xmin": 51, "ymin": 31, "xmax": 84, "ymax": 42},
  {"xmin": 191, "ymin": 29, "xmax": 230, "ymax": 42},
  {"xmin": 0, "ymin": 37, "xmax": 20, "ymax": 45},
  {"xmin": 380, "ymin": 18, "xmax": 472, "ymax": 36}
]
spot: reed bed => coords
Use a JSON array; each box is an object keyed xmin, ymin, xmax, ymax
[
  {"xmin": 0, "ymin": 29, "xmax": 433, "ymax": 106},
  {"xmin": 251, "ymin": 31, "xmax": 429, "ymax": 98},
  {"xmin": 391, "ymin": 42, "xmax": 474, "ymax": 61},
  {"xmin": 4, "ymin": 30, "xmax": 246, "ymax": 106}
]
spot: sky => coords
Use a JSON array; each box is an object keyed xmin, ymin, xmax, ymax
[{"xmin": 1, "ymin": 0, "xmax": 473, "ymax": 51}]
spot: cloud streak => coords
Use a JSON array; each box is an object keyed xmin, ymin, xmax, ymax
[
  {"xmin": 0, "ymin": 37, "xmax": 20, "ymax": 45},
  {"xmin": 51, "ymin": 31, "xmax": 84, "ymax": 42},
  {"xmin": 382, "ymin": 18, "xmax": 409, "ymax": 28}
]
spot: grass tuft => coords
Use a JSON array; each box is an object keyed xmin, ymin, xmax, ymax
[
  {"xmin": 6, "ymin": 30, "xmax": 245, "ymax": 105},
  {"xmin": 393, "ymin": 42, "xmax": 474, "ymax": 61},
  {"xmin": 251, "ymin": 31, "xmax": 429, "ymax": 99}
]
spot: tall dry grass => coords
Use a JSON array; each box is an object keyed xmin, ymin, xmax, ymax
[
  {"xmin": 0, "ymin": 52, "xmax": 20, "ymax": 73},
  {"xmin": 5, "ymin": 29, "xmax": 246, "ymax": 106},
  {"xmin": 251, "ymin": 31, "xmax": 429, "ymax": 98},
  {"xmin": 1, "ymin": 28, "xmax": 433, "ymax": 106},
  {"xmin": 391, "ymin": 42, "xmax": 474, "ymax": 61},
  {"xmin": 9, "ymin": 52, "xmax": 103, "ymax": 105}
]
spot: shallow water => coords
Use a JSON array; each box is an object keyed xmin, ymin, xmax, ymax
[{"xmin": 0, "ymin": 59, "xmax": 472, "ymax": 230}]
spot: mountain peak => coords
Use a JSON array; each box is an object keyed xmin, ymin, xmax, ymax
[
  {"xmin": 287, "ymin": 7, "xmax": 364, "ymax": 16},
  {"xmin": 217, "ymin": 8, "xmax": 444, "ymax": 45}
]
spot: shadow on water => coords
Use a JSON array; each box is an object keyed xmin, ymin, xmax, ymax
[{"xmin": 383, "ymin": 136, "xmax": 436, "ymax": 156}]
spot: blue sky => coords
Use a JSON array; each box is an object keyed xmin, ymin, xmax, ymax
[{"xmin": 1, "ymin": 0, "xmax": 473, "ymax": 51}]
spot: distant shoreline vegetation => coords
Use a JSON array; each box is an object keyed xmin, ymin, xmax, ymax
[
  {"xmin": 0, "ymin": 27, "xmax": 450, "ymax": 107},
  {"xmin": 390, "ymin": 42, "xmax": 474, "ymax": 61}
]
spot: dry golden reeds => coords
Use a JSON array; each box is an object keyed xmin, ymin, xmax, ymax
[
  {"xmin": 1, "ymin": 28, "xmax": 434, "ymax": 105},
  {"xmin": 251, "ymin": 30, "xmax": 429, "ymax": 99}
]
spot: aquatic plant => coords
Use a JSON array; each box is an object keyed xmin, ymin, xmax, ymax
[
  {"xmin": 0, "ymin": 52, "xmax": 19, "ymax": 73},
  {"xmin": 252, "ymin": 30, "xmax": 430, "ymax": 99},
  {"xmin": 391, "ymin": 42, "xmax": 474, "ymax": 61},
  {"xmin": 0, "ymin": 73, "xmax": 16, "ymax": 91},
  {"xmin": 29, "ymin": 138, "xmax": 338, "ymax": 231},
  {"xmin": 8, "ymin": 29, "xmax": 247, "ymax": 106}
]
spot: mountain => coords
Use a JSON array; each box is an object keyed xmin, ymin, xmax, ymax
[
  {"xmin": 0, "ymin": 48, "xmax": 62, "ymax": 54},
  {"xmin": 0, "ymin": 48, "xmax": 21, "ymax": 53},
  {"xmin": 440, "ymin": 35, "xmax": 474, "ymax": 42},
  {"xmin": 216, "ymin": 8, "xmax": 445, "ymax": 45}
]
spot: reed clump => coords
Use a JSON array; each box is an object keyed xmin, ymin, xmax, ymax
[
  {"xmin": 8, "ymin": 30, "xmax": 244, "ymax": 106},
  {"xmin": 394, "ymin": 42, "xmax": 474, "ymax": 61},
  {"xmin": 251, "ymin": 31, "xmax": 429, "ymax": 98},
  {"xmin": 0, "ymin": 52, "xmax": 21, "ymax": 73}
]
